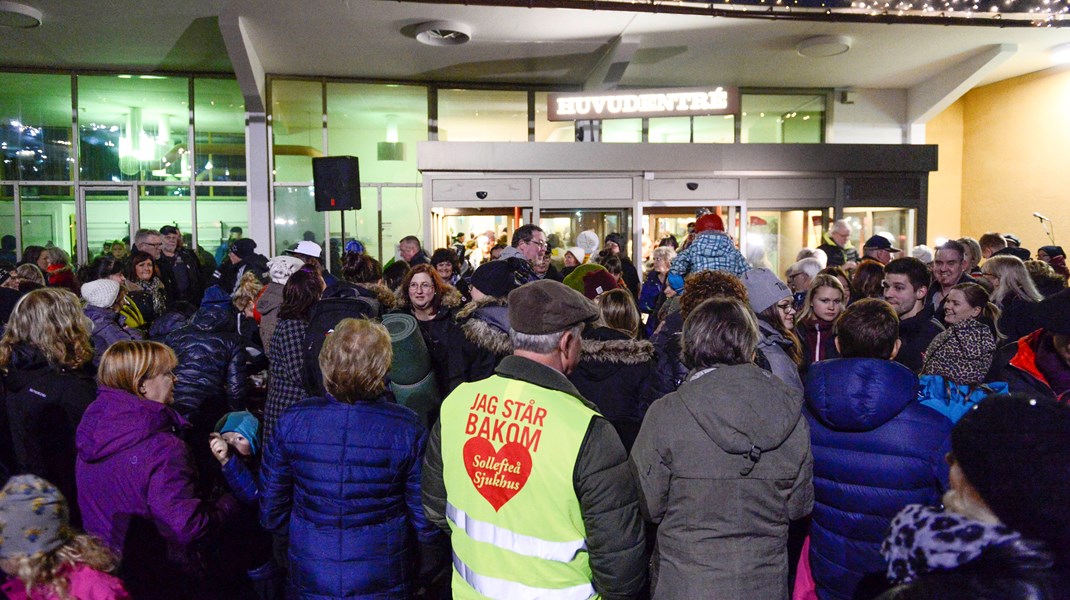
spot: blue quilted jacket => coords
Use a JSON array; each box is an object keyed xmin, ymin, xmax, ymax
[
  {"xmin": 804, "ymin": 359, "xmax": 952, "ymax": 600},
  {"xmin": 259, "ymin": 394, "xmax": 440, "ymax": 599}
]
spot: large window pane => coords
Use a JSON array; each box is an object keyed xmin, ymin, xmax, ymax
[
  {"xmin": 381, "ymin": 187, "xmax": 423, "ymax": 263},
  {"xmin": 742, "ymin": 94, "xmax": 825, "ymax": 143},
  {"xmin": 78, "ymin": 75, "xmax": 190, "ymax": 182},
  {"xmin": 328, "ymin": 187, "xmax": 380, "ymax": 265},
  {"xmin": 0, "ymin": 73, "xmax": 72, "ymax": 181},
  {"xmin": 272, "ymin": 80, "xmax": 322, "ymax": 182},
  {"xmin": 195, "ymin": 78, "xmax": 246, "ymax": 182},
  {"xmin": 20, "ymin": 185, "xmax": 75, "ymax": 258},
  {"xmin": 601, "ymin": 119, "xmax": 642, "ymax": 143},
  {"xmin": 273, "ymin": 186, "xmax": 320, "ymax": 256},
  {"xmin": 438, "ymin": 89, "xmax": 526, "ymax": 142},
  {"xmin": 196, "ymin": 185, "xmax": 248, "ymax": 267},
  {"xmin": 0, "ymin": 186, "xmax": 14, "ymax": 262},
  {"xmin": 649, "ymin": 117, "xmax": 691, "ymax": 143},
  {"xmin": 535, "ymin": 92, "xmax": 573, "ymax": 143},
  {"xmin": 327, "ymin": 82, "xmax": 426, "ymax": 184},
  {"xmin": 85, "ymin": 189, "xmax": 132, "ymax": 261},
  {"xmin": 693, "ymin": 115, "xmax": 735, "ymax": 143},
  {"xmin": 139, "ymin": 185, "xmax": 192, "ymax": 235}
]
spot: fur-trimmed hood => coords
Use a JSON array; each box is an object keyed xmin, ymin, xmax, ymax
[
  {"xmin": 457, "ymin": 296, "xmax": 511, "ymax": 356},
  {"xmin": 324, "ymin": 281, "xmax": 397, "ymax": 312},
  {"xmin": 394, "ymin": 283, "xmax": 463, "ymax": 312},
  {"xmin": 580, "ymin": 327, "xmax": 655, "ymax": 365}
]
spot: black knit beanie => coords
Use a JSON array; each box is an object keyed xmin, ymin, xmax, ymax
[{"xmin": 952, "ymin": 394, "xmax": 1070, "ymax": 553}]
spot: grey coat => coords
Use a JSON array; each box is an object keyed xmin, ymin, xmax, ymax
[
  {"xmin": 631, "ymin": 362, "xmax": 814, "ymax": 600},
  {"xmin": 255, "ymin": 282, "xmax": 284, "ymax": 353},
  {"xmin": 757, "ymin": 320, "xmax": 804, "ymax": 393}
]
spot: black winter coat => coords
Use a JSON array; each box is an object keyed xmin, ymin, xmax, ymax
[
  {"xmin": 163, "ymin": 306, "xmax": 249, "ymax": 482},
  {"xmin": 896, "ymin": 305, "xmax": 945, "ymax": 373},
  {"xmin": 0, "ymin": 344, "xmax": 95, "ymax": 525},
  {"xmin": 876, "ymin": 538, "xmax": 1070, "ymax": 600},
  {"xmin": 447, "ymin": 296, "xmax": 511, "ymax": 392},
  {"xmin": 568, "ymin": 327, "xmax": 661, "ymax": 452}
]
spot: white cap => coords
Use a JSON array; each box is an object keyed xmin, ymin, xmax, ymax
[
  {"xmin": 286, "ymin": 240, "xmax": 322, "ymax": 258},
  {"xmin": 565, "ymin": 247, "xmax": 586, "ymax": 263}
]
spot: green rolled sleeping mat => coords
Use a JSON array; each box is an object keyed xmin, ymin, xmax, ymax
[
  {"xmin": 381, "ymin": 313, "xmax": 432, "ymax": 386},
  {"xmin": 390, "ymin": 371, "xmax": 441, "ymax": 429},
  {"xmin": 381, "ymin": 313, "xmax": 441, "ymax": 427}
]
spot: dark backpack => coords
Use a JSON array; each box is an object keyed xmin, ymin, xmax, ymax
[{"xmin": 301, "ymin": 296, "xmax": 380, "ymax": 397}]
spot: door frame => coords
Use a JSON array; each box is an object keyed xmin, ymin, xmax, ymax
[{"xmin": 77, "ymin": 184, "xmax": 137, "ymax": 265}]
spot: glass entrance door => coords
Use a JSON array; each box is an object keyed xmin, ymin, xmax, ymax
[
  {"xmin": 640, "ymin": 204, "xmax": 745, "ymax": 266},
  {"xmin": 435, "ymin": 207, "xmax": 528, "ymax": 271},
  {"xmin": 539, "ymin": 208, "xmax": 631, "ymax": 266},
  {"xmin": 80, "ymin": 186, "xmax": 134, "ymax": 263}
]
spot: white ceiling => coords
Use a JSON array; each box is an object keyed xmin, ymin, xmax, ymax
[{"xmin": 1, "ymin": 0, "xmax": 1068, "ymax": 91}]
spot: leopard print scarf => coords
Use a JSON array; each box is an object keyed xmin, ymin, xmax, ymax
[{"xmin": 882, "ymin": 502, "xmax": 1020, "ymax": 584}]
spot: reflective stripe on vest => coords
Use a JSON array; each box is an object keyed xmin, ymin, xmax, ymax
[
  {"xmin": 447, "ymin": 502, "xmax": 587, "ymax": 563},
  {"xmin": 453, "ymin": 553, "xmax": 595, "ymax": 600}
]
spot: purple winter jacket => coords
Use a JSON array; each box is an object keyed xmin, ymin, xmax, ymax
[{"xmin": 75, "ymin": 386, "xmax": 237, "ymax": 597}]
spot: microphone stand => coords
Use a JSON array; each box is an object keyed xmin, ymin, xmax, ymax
[{"xmin": 1038, "ymin": 217, "xmax": 1056, "ymax": 245}]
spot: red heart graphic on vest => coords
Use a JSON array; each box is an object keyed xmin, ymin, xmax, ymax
[{"xmin": 463, "ymin": 437, "xmax": 532, "ymax": 512}]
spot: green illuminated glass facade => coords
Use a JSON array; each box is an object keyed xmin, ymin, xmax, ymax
[{"xmin": 0, "ymin": 72, "xmax": 246, "ymax": 264}]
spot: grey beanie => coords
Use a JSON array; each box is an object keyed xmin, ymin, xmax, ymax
[
  {"xmin": 0, "ymin": 475, "xmax": 72, "ymax": 559},
  {"xmin": 741, "ymin": 268, "xmax": 792, "ymax": 314}
]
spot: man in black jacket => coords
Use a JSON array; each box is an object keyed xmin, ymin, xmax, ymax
[
  {"xmin": 883, "ymin": 257, "xmax": 944, "ymax": 373},
  {"xmin": 423, "ymin": 280, "xmax": 647, "ymax": 599},
  {"xmin": 210, "ymin": 238, "xmax": 268, "ymax": 294},
  {"xmin": 988, "ymin": 289, "xmax": 1070, "ymax": 404},
  {"xmin": 158, "ymin": 225, "xmax": 204, "ymax": 306}
]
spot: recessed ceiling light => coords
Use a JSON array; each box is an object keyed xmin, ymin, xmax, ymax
[
  {"xmin": 414, "ymin": 21, "xmax": 471, "ymax": 47},
  {"xmin": 0, "ymin": 1, "xmax": 42, "ymax": 28},
  {"xmin": 797, "ymin": 35, "xmax": 852, "ymax": 58},
  {"xmin": 1053, "ymin": 42, "xmax": 1070, "ymax": 65}
]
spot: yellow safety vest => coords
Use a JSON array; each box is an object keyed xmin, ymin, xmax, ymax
[{"xmin": 440, "ymin": 375, "xmax": 600, "ymax": 600}]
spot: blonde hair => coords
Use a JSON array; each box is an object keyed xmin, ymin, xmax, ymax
[
  {"xmin": 15, "ymin": 264, "xmax": 44, "ymax": 286},
  {"xmin": 596, "ymin": 288, "xmax": 640, "ymax": 338},
  {"xmin": 982, "ymin": 255, "xmax": 1044, "ymax": 305},
  {"xmin": 97, "ymin": 341, "xmax": 178, "ymax": 397},
  {"xmin": 0, "ymin": 289, "xmax": 93, "ymax": 372},
  {"xmin": 320, "ymin": 319, "xmax": 392, "ymax": 402},
  {"xmin": 798, "ymin": 273, "xmax": 846, "ymax": 323},
  {"xmin": 232, "ymin": 271, "xmax": 265, "ymax": 312},
  {"xmin": 45, "ymin": 246, "xmax": 69, "ymax": 267},
  {"xmin": 8, "ymin": 533, "xmax": 118, "ymax": 600}
]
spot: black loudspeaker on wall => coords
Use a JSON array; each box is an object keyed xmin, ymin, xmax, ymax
[{"xmin": 313, "ymin": 156, "xmax": 361, "ymax": 212}]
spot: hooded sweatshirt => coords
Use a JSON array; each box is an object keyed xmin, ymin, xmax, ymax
[{"xmin": 631, "ymin": 362, "xmax": 813, "ymax": 599}]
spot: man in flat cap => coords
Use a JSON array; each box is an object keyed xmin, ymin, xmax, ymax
[{"xmin": 423, "ymin": 279, "xmax": 647, "ymax": 600}]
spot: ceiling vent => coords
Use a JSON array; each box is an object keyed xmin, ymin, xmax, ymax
[
  {"xmin": 414, "ymin": 21, "xmax": 472, "ymax": 47},
  {"xmin": 0, "ymin": 1, "xmax": 42, "ymax": 28}
]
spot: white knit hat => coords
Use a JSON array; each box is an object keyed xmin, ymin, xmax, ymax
[
  {"xmin": 267, "ymin": 255, "xmax": 305, "ymax": 285},
  {"xmin": 82, "ymin": 279, "xmax": 120, "ymax": 308},
  {"xmin": 565, "ymin": 247, "xmax": 586, "ymax": 263}
]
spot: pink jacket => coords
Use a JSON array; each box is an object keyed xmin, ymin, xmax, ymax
[{"xmin": 2, "ymin": 564, "xmax": 129, "ymax": 600}]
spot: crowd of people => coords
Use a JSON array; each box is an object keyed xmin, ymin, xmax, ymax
[{"xmin": 0, "ymin": 217, "xmax": 1065, "ymax": 600}]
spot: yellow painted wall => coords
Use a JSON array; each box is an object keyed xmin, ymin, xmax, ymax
[
  {"xmin": 925, "ymin": 99, "xmax": 964, "ymax": 245},
  {"xmin": 959, "ymin": 66, "xmax": 1070, "ymax": 251}
]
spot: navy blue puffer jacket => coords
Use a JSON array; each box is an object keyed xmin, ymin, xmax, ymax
[
  {"xmin": 163, "ymin": 306, "xmax": 248, "ymax": 421},
  {"xmin": 259, "ymin": 394, "xmax": 440, "ymax": 599},
  {"xmin": 804, "ymin": 358, "xmax": 952, "ymax": 600}
]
